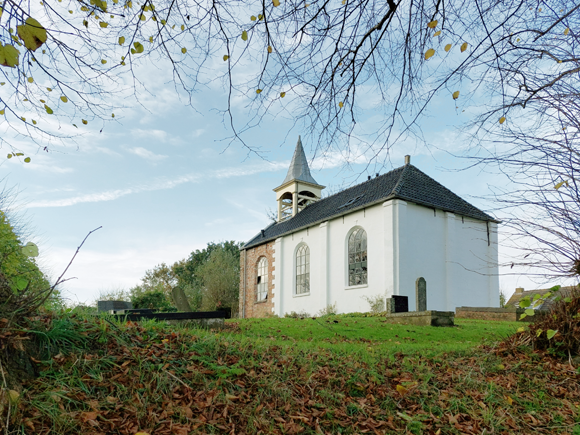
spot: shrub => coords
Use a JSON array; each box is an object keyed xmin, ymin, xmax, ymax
[
  {"xmin": 362, "ymin": 295, "xmax": 385, "ymax": 314},
  {"xmin": 527, "ymin": 286, "xmax": 580, "ymax": 357},
  {"xmin": 285, "ymin": 310, "xmax": 311, "ymax": 318},
  {"xmin": 316, "ymin": 303, "xmax": 337, "ymax": 317},
  {"xmin": 132, "ymin": 290, "xmax": 176, "ymax": 311}
]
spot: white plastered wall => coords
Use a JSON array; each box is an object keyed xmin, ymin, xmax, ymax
[{"xmin": 272, "ymin": 200, "xmax": 499, "ymax": 316}]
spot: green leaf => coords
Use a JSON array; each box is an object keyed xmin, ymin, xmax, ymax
[
  {"xmin": 24, "ymin": 157, "xmax": 31, "ymax": 163},
  {"xmin": 546, "ymin": 329, "xmax": 557, "ymax": 340},
  {"xmin": 536, "ymin": 328, "xmax": 543, "ymax": 337},
  {"xmin": 119, "ymin": 36, "xmax": 125, "ymax": 45},
  {"xmin": 524, "ymin": 309, "xmax": 535, "ymax": 316},
  {"xmin": 241, "ymin": 30, "xmax": 248, "ymax": 41},
  {"xmin": 16, "ymin": 17, "xmax": 47, "ymax": 51},
  {"xmin": 44, "ymin": 104, "xmax": 53, "ymax": 114},
  {"xmin": 0, "ymin": 43, "xmax": 21, "ymax": 68},
  {"xmin": 16, "ymin": 277, "xmax": 29, "ymax": 291},
  {"xmin": 533, "ymin": 293, "xmax": 542, "ymax": 301},
  {"xmin": 519, "ymin": 313, "xmax": 527, "ymax": 320},
  {"xmin": 21, "ymin": 242, "xmax": 39, "ymax": 257},
  {"xmin": 519, "ymin": 296, "xmax": 531, "ymax": 308},
  {"xmin": 133, "ymin": 41, "xmax": 144, "ymax": 53}
]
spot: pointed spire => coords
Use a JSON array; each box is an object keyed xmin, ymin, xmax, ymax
[{"xmin": 282, "ymin": 136, "xmax": 320, "ymax": 185}]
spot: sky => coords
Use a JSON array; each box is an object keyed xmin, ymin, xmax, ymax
[{"xmin": 0, "ymin": 48, "xmax": 572, "ymax": 307}]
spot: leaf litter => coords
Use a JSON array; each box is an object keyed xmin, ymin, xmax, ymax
[{"xmin": 5, "ymin": 315, "xmax": 579, "ymax": 434}]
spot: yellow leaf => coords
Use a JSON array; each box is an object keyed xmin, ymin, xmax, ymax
[
  {"xmin": 8, "ymin": 390, "xmax": 19, "ymax": 405},
  {"xmin": 273, "ymin": 0, "xmax": 280, "ymax": 6},
  {"xmin": 17, "ymin": 17, "xmax": 48, "ymax": 52},
  {"xmin": 100, "ymin": 21, "xmax": 109, "ymax": 28},
  {"xmin": 258, "ymin": 14, "xmax": 263, "ymax": 20},
  {"xmin": 506, "ymin": 395, "xmax": 513, "ymax": 405},
  {"xmin": 119, "ymin": 36, "xmax": 125, "ymax": 45},
  {"xmin": 251, "ymin": 15, "xmax": 257, "ymax": 21},
  {"xmin": 424, "ymin": 48, "xmax": 435, "ymax": 60},
  {"xmin": 396, "ymin": 384, "xmax": 408, "ymax": 395},
  {"xmin": 181, "ymin": 24, "xmax": 185, "ymax": 31},
  {"xmin": 149, "ymin": 36, "xmax": 153, "ymax": 43},
  {"xmin": 0, "ymin": 44, "xmax": 21, "ymax": 68},
  {"xmin": 0, "ymin": 109, "xmax": 4, "ymax": 115},
  {"xmin": 7, "ymin": 153, "xmax": 12, "ymax": 158},
  {"xmin": 133, "ymin": 41, "xmax": 144, "ymax": 53},
  {"xmin": 564, "ymin": 27, "xmax": 569, "ymax": 35},
  {"xmin": 517, "ymin": 326, "xmax": 525, "ymax": 333},
  {"xmin": 47, "ymin": 87, "xmax": 52, "ymax": 91},
  {"xmin": 499, "ymin": 116, "xmax": 506, "ymax": 124},
  {"xmin": 44, "ymin": 104, "xmax": 53, "ymax": 114},
  {"xmin": 256, "ymin": 89, "xmax": 262, "ymax": 94},
  {"xmin": 427, "ymin": 20, "xmax": 438, "ymax": 29},
  {"xmin": 21, "ymin": 117, "xmax": 26, "ymax": 121},
  {"xmin": 27, "ymin": 76, "xmax": 34, "ymax": 83},
  {"xmin": 338, "ymin": 101, "xmax": 344, "ymax": 108},
  {"xmin": 280, "ymin": 92, "xmax": 285, "ymax": 98},
  {"xmin": 225, "ymin": 394, "xmax": 239, "ymax": 400},
  {"xmin": 135, "ymin": 433, "xmax": 150, "ymax": 435},
  {"xmin": 460, "ymin": 42, "xmax": 468, "ymax": 52},
  {"xmin": 444, "ymin": 43, "xmax": 452, "ymax": 52},
  {"xmin": 342, "ymin": 0, "xmax": 346, "ymax": 3},
  {"xmin": 181, "ymin": 47, "xmax": 187, "ymax": 54},
  {"xmin": 82, "ymin": 119, "xmax": 88, "ymax": 125},
  {"xmin": 305, "ymin": 3, "xmax": 310, "ymax": 6},
  {"xmin": 267, "ymin": 45, "xmax": 273, "ymax": 53},
  {"xmin": 223, "ymin": 55, "xmax": 229, "ymax": 61},
  {"xmin": 161, "ymin": 19, "xmax": 166, "ymax": 25},
  {"xmin": 433, "ymin": 30, "xmax": 441, "ymax": 37},
  {"xmin": 24, "ymin": 157, "xmax": 31, "ymax": 163},
  {"xmin": 554, "ymin": 181, "xmax": 565, "ymax": 190},
  {"xmin": 241, "ymin": 30, "xmax": 248, "ymax": 41},
  {"xmin": 83, "ymin": 20, "xmax": 88, "ymax": 27},
  {"xmin": 101, "ymin": 59, "xmax": 107, "ymax": 64},
  {"xmin": 32, "ymin": 120, "xmax": 37, "ymax": 125},
  {"xmin": 60, "ymin": 96, "xmax": 68, "ymax": 103},
  {"xmin": 0, "ymin": 82, "xmax": 4, "ymax": 85},
  {"xmin": 69, "ymin": 10, "xmax": 73, "ymax": 14},
  {"xmin": 112, "ymin": 113, "xmax": 115, "ymax": 118},
  {"xmin": 452, "ymin": 90, "xmax": 460, "ymax": 100}
]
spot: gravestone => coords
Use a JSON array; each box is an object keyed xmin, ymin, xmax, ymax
[
  {"xmin": 386, "ymin": 295, "xmax": 408, "ymax": 313},
  {"xmin": 97, "ymin": 300, "xmax": 132, "ymax": 313},
  {"xmin": 171, "ymin": 287, "xmax": 192, "ymax": 312},
  {"xmin": 416, "ymin": 277, "xmax": 427, "ymax": 311}
]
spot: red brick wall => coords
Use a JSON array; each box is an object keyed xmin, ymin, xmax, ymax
[{"xmin": 239, "ymin": 241, "xmax": 275, "ymax": 318}]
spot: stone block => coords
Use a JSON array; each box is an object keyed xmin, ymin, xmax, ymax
[
  {"xmin": 383, "ymin": 310, "xmax": 455, "ymax": 326},
  {"xmin": 416, "ymin": 277, "xmax": 427, "ymax": 311},
  {"xmin": 171, "ymin": 287, "xmax": 193, "ymax": 312}
]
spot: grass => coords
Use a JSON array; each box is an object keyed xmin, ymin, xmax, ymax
[
  {"xmin": 3, "ymin": 311, "xmax": 579, "ymax": 434},
  {"xmin": 234, "ymin": 315, "xmax": 520, "ymax": 358}
]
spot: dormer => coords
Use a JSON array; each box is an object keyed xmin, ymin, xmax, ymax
[{"xmin": 274, "ymin": 136, "xmax": 325, "ymax": 222}]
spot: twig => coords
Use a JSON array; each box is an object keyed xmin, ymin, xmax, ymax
[
  {"xmin": 165, "ymin": 369, "xmax": 191, "ymax": 390},
  {"xmin": 33, "ymin": 226, "xmax": 102, "ymax": 310}
]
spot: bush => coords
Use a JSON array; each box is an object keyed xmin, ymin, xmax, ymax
[
  {"xmin": 132, "ymin": 290, "xmax": 176, "ymax": 311},
  {"xmin": 316, "ymin": 303, "xmax": 338, "ymax": 317},
  {"xmin": 527, "ymin": 286, "xmax": 580, "ymax": 357},
  {"xmin": 285, "ymin": 310, "xmax": 311, "ymax": 318},
  {"xmin": 362, "ymin": 295, "xmax": 385, "ymax": 314}
]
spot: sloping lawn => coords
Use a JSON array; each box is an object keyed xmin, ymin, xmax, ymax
[{"xmin": 9, "ymin": 313, "xmax": 580, "ymax": 434}]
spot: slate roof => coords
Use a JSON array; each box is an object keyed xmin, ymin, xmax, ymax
[
  {"xmin": 506, "ymin": 285, "xmax": 578, "ymax": 311},
  {"xmin": 281, "ymin": 136, "xmax": 321, "ymax": 186},
  {"xmin": 244, "ymin": 162, "xmax": 499, "ymax": 249}
]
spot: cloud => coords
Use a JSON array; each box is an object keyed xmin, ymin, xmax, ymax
[
  {"xmin": 127, "ymin": 146, "xmax": 168, "ymax": 161},
  {"xmin": 24, "ymin": 161, "xmax": 289, "ymax": 209}
]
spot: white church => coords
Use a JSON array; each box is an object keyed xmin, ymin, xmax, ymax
[{"xmin": 239, "ymin": 137, "xmax": 500, "ymax": 318}]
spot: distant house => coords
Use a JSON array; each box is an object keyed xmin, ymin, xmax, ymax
[
  {"xmin": 239, "ymin": 137, "xmax": 500, "ymax": 318},
  {"xmin": 506, "ymin": 285, "xmax": 578, "ymax": 311}
]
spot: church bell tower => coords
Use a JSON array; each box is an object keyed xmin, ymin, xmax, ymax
[{"xmin": 274, "ymin": 136, "xmax": 325, "ymax": 222}]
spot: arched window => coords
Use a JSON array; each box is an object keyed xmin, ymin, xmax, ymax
[
  {"xmin": 348, "ymin": 228, "xmax": 368, "ymax": 286},
  {"xmin": 256, "ymin": 257, "xmax": 268, "ymax": 301},
  {"xmin": 295, "ymin": 244, "xmax": 310, "ymax": 294}
]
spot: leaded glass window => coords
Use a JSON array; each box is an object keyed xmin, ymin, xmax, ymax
[
  {"xmin": 296, "ymin": 245, "xmax": 310, "ymax": 294},
  {"xmin": 256, "ymin": 257, "xmax": 268, "ymax": 301},
  {"xmin": 348, "ymin": 228, "xmax": 368, "ymax": 286}
]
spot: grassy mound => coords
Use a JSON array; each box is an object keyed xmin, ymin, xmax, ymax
[{"xmin": 2, "ymin": 313, "xmax": 577, "ymax": 434}]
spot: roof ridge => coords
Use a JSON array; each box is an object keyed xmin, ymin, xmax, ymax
[{"xmin": 391, "ymin": 163, "xmax": 410, "ymax": 196}]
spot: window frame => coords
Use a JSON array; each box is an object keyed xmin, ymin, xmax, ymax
[
  {"xmin": 347, "ymin": 227, "xmax": 368, "ymax": 287},
  {"xmin": 256, "ymin": 257, "xmax": 268, "ymax": 301},
  {"xmin": 295, "ymin": 244, "xmax": 310, "ymax": 295}
]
